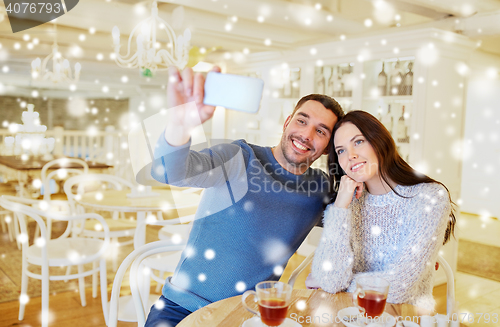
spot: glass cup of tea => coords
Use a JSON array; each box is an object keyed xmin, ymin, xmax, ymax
[
  {"xmin": 242, "ymin": 281, "xmax": 292, "ymax": 327},
  {"xmin": 352, "ymin": 277, "xmax": 390, "ymax": 320}
]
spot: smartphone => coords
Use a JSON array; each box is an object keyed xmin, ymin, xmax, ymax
[{"xmin": 204, "ymin": 72, "xmax": 264, "ymax": 113}]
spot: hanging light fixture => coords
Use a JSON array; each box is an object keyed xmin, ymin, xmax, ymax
[
  {"xmin": 111, "ymin": 0, "xmax": 191, "ymax": 74},
  {"xmin": 31, "ymin": 24, "xmax": 81, "ymax": 83}
]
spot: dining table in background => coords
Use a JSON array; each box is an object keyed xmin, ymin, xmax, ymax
[
  {"xmin": 178, "ymin": 289, "xmax": 468, "ymax": 327},
  {"xmin": 75, "ymin": 188, "xmax": 201, "ymax": 249},
  {"xmin": 0, "ymin": 155, "xmax": 113, "ymax": 197}
]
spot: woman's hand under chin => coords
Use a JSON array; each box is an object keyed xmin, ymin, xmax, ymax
[
  {"xmin": 334, "ymin": 175, "xmax": 364, "ymax": 209},
  {"xmin": 305, "ymin": 273, "xmax": 321, "ymax": 289}
]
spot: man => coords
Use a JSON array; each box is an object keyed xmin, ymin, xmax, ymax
[{"xmin": 146, "ymin": 66, "xmax": 344, "ymax": 326}]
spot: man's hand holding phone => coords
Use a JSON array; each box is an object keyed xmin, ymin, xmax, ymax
[
  {"xmin": 165, "ymin": 66, "xmax": 264, "ymax": 146},
  {"xmin": 165, "ymin": 66, "xmax": 221, "ymax": 146}
]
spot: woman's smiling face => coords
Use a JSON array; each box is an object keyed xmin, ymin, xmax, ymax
[{"xmin": 333, "ymin": 122, "xmax": 380, "ymax": 184}]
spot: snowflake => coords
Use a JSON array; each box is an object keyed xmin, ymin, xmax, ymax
[
  {"xmin": 19, "ymin": 294, "xmax": 29, "ymax": 304},
  {"xmin": 371, "ymin": 225, "xmax": 381, "ymax": 236},
  {"xmin": 154, "ymin": 299, "xmax": 165, "ymax": 310},
  {"xmin": 171, "ymin": 234, "xmax": 182, "ymax": 244},
  {"xmin": 204, "ymin": 249, "xmax": 215, "ymax": 260},
  {"xmin": 235, "ymin": 281, "xmax": 246, "ymax": 292},
  {"xmin": 17, "ymin": 233, "xmax": 28, "ymax": 244},
  {"xmin": 198, "ymin": 273, "xmax": 206, "ymax": 282},
  {"xmin": 184, "ymin": 246, "xmax": 196, "ymax": 258},
  {"xmin": 296, "ymin": 300, "xmax": 307, "ymax": 310},
  {"xmin": 273, "ymin": 265, "xmax": 284, "ymax": 276},
  {"xmin": 35, "ymin": 237, "xmax": 46, "ymax": 248},
  {"xmin": 322, "ymin": 261, "xmax": 333, "ymax": 271},
  {"xmin": 39, "ymin": 201, "xmax": 49, "ymax": 211},
  {"xmin": 243, "ymin": 201, "xmax": 254, "ymax": 212},
  {"xmin": 262, "ymin": 239, "xmax": 288, "ymax": 264},
  {"xmin": 154, "ymin": 165, "xmax": 165, "ymax": 175}
]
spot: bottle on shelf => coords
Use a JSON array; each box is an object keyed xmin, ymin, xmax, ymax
[
  {"xmin": 333, "ymin": 66, "xmax": 343, "ymax": 97},
  {"xmin": 377, "ymin": 106, "xmax": 383, "ymax": 121},
  {"xmin": 397, "ymin": 105, "xmax": 410, "ymax": 143},
  {"xmin": 323, "ymin": 67, "xmax": 333, "ymax": 97},
  {"xmin": 402, "ymin": 62, "xmax": 413, "ymax": 95},
  {"xmin": 381, "ymin": 104, "xmax": 393, "ymax": 135},
  {"xmin": 377, "ymin": 62, "xmax": 388, "ymax": 96},
  {"xmin": 283, "ymin": 68, "xmax": 292, "ymax": 98},
  {"xmin": 389, "ymin": 60, "xmax": 403, "ymax": 96},
  {"xmin": 327, "ymin": 66, "xmax": 336, "ymax": 97},
  {"xmin": 315, "ymin": 67, "xmax": 325, "ymax": 94},
  {"xmin": 290, "ymin": 68, "xmax": 301, "ymax": 99},
  {"xmin": 342, "ymin": 65, "xmax": 353, "ymax": 97}
]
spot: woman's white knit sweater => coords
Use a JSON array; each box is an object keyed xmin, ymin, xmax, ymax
[{"xmin": 311, "ymin": 183, "xmax": 451, "ymax": 310}]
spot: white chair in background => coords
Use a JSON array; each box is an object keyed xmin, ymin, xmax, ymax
[
  {"xmin": 0, "ymin": 195, "xmax": 110, "ymax": 327},
  {"xmin": 0, "ymin": 182, "xmax": 23, "ymax": 245},
  {"xmin": 39, "ymin": 157, "xmax": 89, "ymax": 239},
  {"xmin": 287, "ymin": 252, "xmax": 456, "ymax": 316},
  {"xmin": 108, "ymin": 241, "xmax": 186, "ymax": 327},
  {"xmin": 137, "ymin": 214, "xmax": 194, "ymax": 313}
]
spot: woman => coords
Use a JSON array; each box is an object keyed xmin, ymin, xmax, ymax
[{"xmin": 306, "ymin": 110, "xmax": 455, "ymax": 310}]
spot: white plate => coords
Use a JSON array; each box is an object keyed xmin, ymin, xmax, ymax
[
  {"xmin": 242, "ymin": 317, "xmax": 302, "ymax": 327},
  {"xmin": 337, "ymin": 307, "xmax": 397, "ymax": 327}
]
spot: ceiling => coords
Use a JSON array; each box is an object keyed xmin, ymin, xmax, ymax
[{"xmin": 0, "ymin": 0, "xmax": 500, "ymax": 99}]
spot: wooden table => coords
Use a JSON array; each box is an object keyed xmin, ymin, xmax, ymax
[
  {"xmin": 76, "ymin": 189, "xmax": 201, "ymax": 248},
  {"xmin": 0, "ymin": 155, "xmax": 112, "ymax": 196},
  {"xmin": 178, "ymin": 289, "xmax": 450, "ymax": 327}
]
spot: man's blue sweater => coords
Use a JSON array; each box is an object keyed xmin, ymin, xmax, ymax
[{"xmin": 151, "ymin": 136, "xmax": 330, "ymax": 313}]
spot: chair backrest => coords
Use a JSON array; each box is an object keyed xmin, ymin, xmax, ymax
[
  {"xmin": 108, "ymin": 241, "xmax": 186, "ymax": 327},
  {"xmin": 0, "ymin": 195, "xmax": 110, "ymax": 265},
  {"xmin": 41, "ymin": 158, "xmax": 89, "ymax": 201},
  {"xmin": 287, "ymin": 252, "xmax": 455, "ymax": 316},
  {"xmin": 64, "ymin": 173, "xmax": 135, "ymax": 215},
  {"xmin": 436, "ymin": 255, "xmax": 455, "ymax": 316}
]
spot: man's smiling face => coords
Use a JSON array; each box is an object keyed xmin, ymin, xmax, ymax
[{"xmin": 278, "ymin": 100, "xmax": 338, "ymax": 172}]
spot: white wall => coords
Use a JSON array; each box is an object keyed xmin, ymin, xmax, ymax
[{"xmin": 460, "ymin": 51, "xmax": 500, "ymax": 219}]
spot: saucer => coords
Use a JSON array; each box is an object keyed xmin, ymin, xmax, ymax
[
  {"xmin": 242, "ymin": 317, "xmax": 302, "ymax": 327},
  {"xmin": 337, "ymin": 307, "xmax": 396, "ymax": 327}
]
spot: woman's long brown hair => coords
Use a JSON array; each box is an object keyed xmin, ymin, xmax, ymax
[{"xmin": 328, "ymin": 110, "xmax": 456, "ymax": 245}]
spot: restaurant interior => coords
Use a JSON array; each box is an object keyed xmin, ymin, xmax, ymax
[{"xmin": 0, "ymin": 0, "xmax": 499, "ymax": 326}]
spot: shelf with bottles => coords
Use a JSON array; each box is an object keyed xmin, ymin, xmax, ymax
[
  {"xmin": 315, "ymin": 63, "xmax": 355, "ymax": 111},
  {"xmin": 363, "ymin": 57, "xmax": 414, "ymax": 98},
  {"xmin": 363, "ymin": 95, "xmax": 413, "ymax": 101},
  {"xmin": 267, "ymin": 66, "xmax": 302, "ymax": 99},
  {"xmin": 362, "ymin": 98, "xmax": 412, "ymax": 161}
]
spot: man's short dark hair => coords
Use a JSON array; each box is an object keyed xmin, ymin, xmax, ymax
[{"xmin": 292, "ymin": 94, "xmax": 345, "ymax": 120}]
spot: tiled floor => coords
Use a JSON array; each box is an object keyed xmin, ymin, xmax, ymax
[{"xmin": 454, "ymin": 272, "xmax": 500, "ymax": 326}]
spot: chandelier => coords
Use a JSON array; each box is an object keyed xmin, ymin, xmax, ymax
[
  {"xmin": 111, "ymin": 0, "xmax": 191, "ymax": 73},
  {"xmin": 31, "ymin": 24, "xmax": 81, "ymax": 83}
]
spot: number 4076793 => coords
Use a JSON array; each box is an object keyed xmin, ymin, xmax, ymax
[{"xmin": 5, "ymin": 2, "xmax": 62, "ymax": 14}]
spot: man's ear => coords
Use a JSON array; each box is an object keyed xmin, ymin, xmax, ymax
[{"xmin": 283, "ymin": 115, "xmax": 291, "ymax": 131}]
